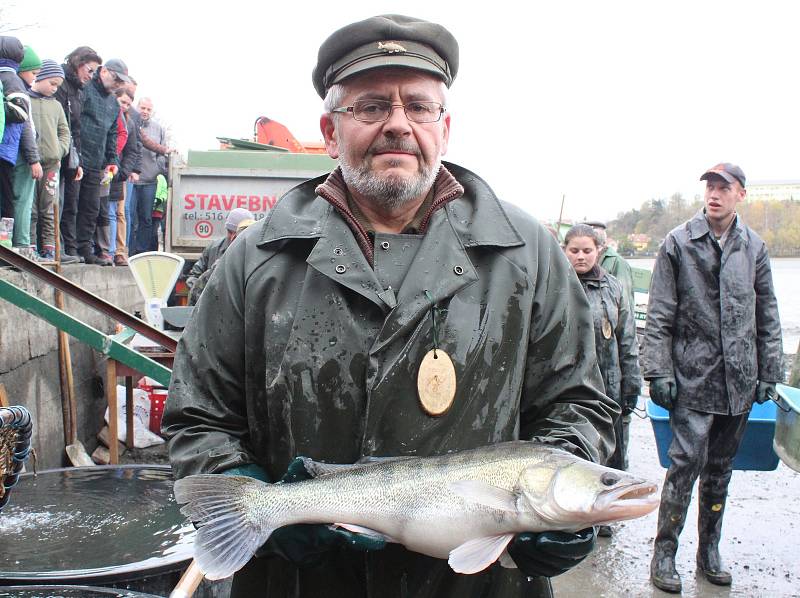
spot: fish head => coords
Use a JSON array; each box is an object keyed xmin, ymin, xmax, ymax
[{"xmin": 518, "ymin": 453, "xmax": 659, "ymax": 529}]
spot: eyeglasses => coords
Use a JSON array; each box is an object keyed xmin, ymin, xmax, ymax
[{"xmin": 332, "ymin": 100, "xmax": 446, "ymax": 123}]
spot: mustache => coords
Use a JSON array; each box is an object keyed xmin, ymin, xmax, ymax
[{"xmin": 368, "ymin": 139, "xmax": 421, "ymax": 157}]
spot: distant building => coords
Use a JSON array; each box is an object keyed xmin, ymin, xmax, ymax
[
  {"xmin": 746, "ymin": 180, "xmax": 800, "ymax": 202},
  {"xmin": 628, "ymin": 233, "xmax": 651, "ymax": 252}
]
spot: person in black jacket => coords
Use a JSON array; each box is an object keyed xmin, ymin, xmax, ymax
[{"xmin": 55, "ymin": 46, "xmax": 101, "ymax": 261}]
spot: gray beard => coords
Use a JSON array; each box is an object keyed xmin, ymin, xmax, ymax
[{"xmin": 339, "ymin": 153, "xmax": 440, "ymax": 212}]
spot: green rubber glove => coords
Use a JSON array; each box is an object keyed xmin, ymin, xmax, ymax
[
  {"xmin": 507, "ymin": 528, "xmax": 596, "ymax": 577},
  {"xmin": 755, "ymin": 381, "xmax": 776, "ymax": 405},
  {"xmin": 258, "ymin": 457, "xmax": 386, "ymax": 567},
  {"xmin": 649, "ymin": 377, "xmax": 677, "ymax": 411}
]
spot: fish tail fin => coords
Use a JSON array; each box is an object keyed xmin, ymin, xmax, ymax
[{"xmin": 173, "ymin": 474, "xmax": 278, "ymax": 580}]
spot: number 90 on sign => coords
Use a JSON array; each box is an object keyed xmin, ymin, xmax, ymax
[{"xmin": 195, "ymin": 220, "xmax": 213, "ymax": 239}]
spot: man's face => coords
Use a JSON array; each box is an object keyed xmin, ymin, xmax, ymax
[
  {"xmin": 99, "ymin": 67, "xmax": 124, "ymax": 92},
  {"xmin": 704, "ymin": 176, "xmax": 745, "ymax": 226},
  {"xmin": 139, "ymin": 99, "xmax": 153, "ymax": 121},
  {"xmin": 320, "ymin": 69, "xmax": 450, "ymax": 210},
  {"xmin": 77, "ymin": 61, "xmax": 100, "ymax": 84},
  {"xmin": 32, "ymin": 77, "xmax": 63, "ymax": 97}
]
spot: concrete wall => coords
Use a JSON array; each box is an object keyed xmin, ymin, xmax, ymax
[{"xmin": 0, "ymin": 264, "xmax": 143, "ymax": 469}]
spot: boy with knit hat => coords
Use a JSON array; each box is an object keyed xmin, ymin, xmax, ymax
[{"xmin": 28, "ymin": 59, "xmax": 73, "ymax": 262}]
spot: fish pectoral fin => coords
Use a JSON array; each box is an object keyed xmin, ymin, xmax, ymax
[
  {"xmin": 449, "ymin": 480, "xmax": 518, "ymax": 512},
  {"xmin": 448, "ymin": 533, "xmax": 516, "ymax": 574},
  {"xmin": 333, "ymin": 523, "xmax": 396, "ymax": 543}
]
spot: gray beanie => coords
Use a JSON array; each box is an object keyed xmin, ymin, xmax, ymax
[
  {"xmin": 225, "ymin": 208, "xmax": 255, "ymax": 232},
  {"xmin": 35, "ymin": 59, "xmax": 65, "ymax": 82}
]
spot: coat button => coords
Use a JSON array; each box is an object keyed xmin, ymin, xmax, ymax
[
  {"xmin": 333, "ymin": 247, "xmax": 344, "ymax": 256},
  {"xmin": 380, "ymin": 241, "xmax": 390, "ymax": 250},
  {"xmin": 453, "ymin": 265, "xmax": 464, "ymax": 275},
  {"xmin": 335, "ymin": 264, "xmax": 347, "ymax": 274}
]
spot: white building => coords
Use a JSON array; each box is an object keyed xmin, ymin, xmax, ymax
[{"xmin": 746, "ymin": 180, "xmax": 800, "ymax": 202}]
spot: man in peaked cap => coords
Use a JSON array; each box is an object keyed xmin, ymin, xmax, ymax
[
  {"xmin": 165, "ymin": 15, "xmax": 616, "ymax": 598},
  {"xmin": 643, "ymin": 162, "xmax": 782, "ymax": 592}
]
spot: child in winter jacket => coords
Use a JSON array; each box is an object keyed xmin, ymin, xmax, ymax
[{"xmin": 28, "ymin": 60, "xmax": 70, "ymax": 261}]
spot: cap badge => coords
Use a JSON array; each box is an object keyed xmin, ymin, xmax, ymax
[{"xmin": 377, "ymin": 41, "xmax": 407, "ymax": 54}]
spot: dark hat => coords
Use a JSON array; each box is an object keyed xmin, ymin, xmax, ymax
[
  {"xmin": 700, "ymin": 162, "xmax": 746, "ymax": 188},
  {"xmin": 582, "ymin": 220, "xmax": 607, "ymax": 230},
  {"xmin": 35, "ymin": 59, "xmax": 65, "ymax": 82},
  {"xmin": 104, "ymin": 58, "xmax": 131, "ymax": 83},
  {"xmin": 312, "ymin": 14, "xmax": 459, "ymax": 99}
]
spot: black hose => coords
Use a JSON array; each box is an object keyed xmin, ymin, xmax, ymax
[{"xmin": 0, "ymin": 406, "xmax": 33, "ymax": 512}]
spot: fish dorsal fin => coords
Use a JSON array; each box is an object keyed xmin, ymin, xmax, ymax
[
  {"xmin": 173, "ymin": 474, "xmax": 276, "ymax": 580},
  {"xmin": 448, "ymin": 533, "xmax": 515, "ymax": 574},
  {"xmin": 449, "ymin": 480, "xmax": 518, "ymax": 512},
  {"xmin": 499, "ymin": 550, "xmax": 518, "ymax": 569},
  {"xmin": 333, "ymin": 523, "xmax": 397, "ymax": 543},
  {"xmin": 301, "ymin": 455, "xmax": 414, "ymax": 477}
]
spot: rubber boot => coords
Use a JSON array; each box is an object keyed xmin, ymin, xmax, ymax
[
  {"xmin": 651, "ymin": 499, "xmax": 688, "ymax": 593},
  {"xmin": 697, "ymin": 490, "xmax": 732, "ymax": 586}
]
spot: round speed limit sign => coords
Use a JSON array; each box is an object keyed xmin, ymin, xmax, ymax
[{"xmin": 195, "ymin": 220, "xmax": 213, "ymax": 239}]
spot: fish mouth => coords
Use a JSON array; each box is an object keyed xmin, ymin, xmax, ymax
[{"xmin": 594, "ymin": 481, "xmax": 660, "ymax": 521}]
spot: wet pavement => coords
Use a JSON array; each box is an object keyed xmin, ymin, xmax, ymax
[{"xmin": 553, "ymin": 407, "xmax": 800, "ymax": 597}]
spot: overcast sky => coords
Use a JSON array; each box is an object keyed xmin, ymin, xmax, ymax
[{"xmin": 5, "ymin": 0, "xmax": 799, "ymax": 223}]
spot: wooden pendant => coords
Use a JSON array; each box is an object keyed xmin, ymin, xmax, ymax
[
  {"xmin": 601, "ymin": 317, "xmax": 613, "ymax": 340},
  {"xmin": 417, "ymin": 349, "xmax": 457, "ymax": 416}
]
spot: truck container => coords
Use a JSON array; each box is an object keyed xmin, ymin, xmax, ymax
[{"xmin": 166, "ymin": 148, "xmax": 336, "ymax": 259}]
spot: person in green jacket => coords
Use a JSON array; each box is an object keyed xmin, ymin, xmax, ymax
[
  {"xmin": 28, "ymin": 60, "xmax": 72, "ymax": 261},
  {"xmin": 163, "ymin": 15, "xmax": 617, "ymax": 598}
]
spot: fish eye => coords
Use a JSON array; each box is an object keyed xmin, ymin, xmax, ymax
[{"xmin": 600, "ymin": 472, "xmax": 620, "ymax": 486}]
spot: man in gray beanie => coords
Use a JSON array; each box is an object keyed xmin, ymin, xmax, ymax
[
  {"xmin": 165, "ymin": 14, "xmax": 615, "ymax": 598},
  {"xmin": 185, "ymin": 207, "xmax": 253, "ymax": 298}
]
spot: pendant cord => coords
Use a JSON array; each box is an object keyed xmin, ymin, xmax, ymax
[{"xmin": 424, "ymin": 290, "xmax": 439, "ymax": 356}]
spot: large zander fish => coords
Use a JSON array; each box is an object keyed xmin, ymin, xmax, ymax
[{"xmin": 174, "ymin": 441, "xmax": 659, "ymax": 579}]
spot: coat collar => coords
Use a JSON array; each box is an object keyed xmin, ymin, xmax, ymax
[
  {"xmin": 256, "ymin": 161, "xmax": 524, "ymax": 251},
  {"xmin": 687, "ymin": 208, "xmax": 745, "ymax": 243}
]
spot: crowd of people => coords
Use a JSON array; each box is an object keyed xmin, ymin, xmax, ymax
[{"xmin": 0, "ymin": 36, "xmax": 174, "ymax": 266}]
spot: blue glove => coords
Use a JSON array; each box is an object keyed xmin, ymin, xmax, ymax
[
  {"xmin": 506, "ymin": 528, "xmax": 596, "ymax": 577},
  {"xmin": 229, "ymin": 458, "xmax": 385, "ymax": 567},
  {"xmin": 649, "ymin": 377, "xmax": 677, "ymax": 411},
  {"xmin": 755, "ymin": 381, "xmax": 776, "ymax": 405}
]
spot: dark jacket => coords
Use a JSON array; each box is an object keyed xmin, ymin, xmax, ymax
[
  {"xmin": 54, "ymin": 63, "xmax": 85, "ymax": 161},
  {"xmin": 118, "ymin": 112, "xmax": 142, "ymax": 179},
  {"xmin": 78, "ymin": 72, "xmax": 118, "ymax": 170},
  {"xmin": 0, "ymin": 36, "xmax": 30, "ymax": 166},
  {"xmin": 579, "ymin": 266, "xmax": 641, "ymax": 404},
  {"xmin": 642, "ymin": 210, "xmax": 783, "ymax": 414},
  {"xmin": 186, "ymin": 236, "xmax": 230, "ymax": 288},
  {"xmin": 163, "ymin": 162, "xmax": 617, "ymax": 598}
]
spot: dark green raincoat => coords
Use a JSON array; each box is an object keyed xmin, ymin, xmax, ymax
[
  {"xmin": 163, "ymin": 162, "xmax": 617, "ymax": 597},
  {"xmin": 643, "ymin": 210, "xmax": 783, "ymax": 414}
]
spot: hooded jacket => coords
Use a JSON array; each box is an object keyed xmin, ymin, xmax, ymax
[
  {"xmin": 163, "ymin": 162, "xmax": 617, "ymax": 598},
  {"xmin": 0, "ymin": 36, "xmax": 30, "ymax": 166},
  {"xmin": 643, "ymin": 209, "xmax": 783, "ymax": 414}
]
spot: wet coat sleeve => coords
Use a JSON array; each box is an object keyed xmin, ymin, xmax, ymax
[
  {"xmin": 615, "ymin": 280, "xmax": 641, "ymax": 397},
  {"xmin": 521, "ymin": 232, "xmax": 618, "ymax": 464},
  {"xmin": 754, "ymin": 243, "xmax": 783, "ymax": 382},
  {"xmin": 642, "ymin": 238, "xmax": 677, "ymax": 379},
  {"xmin": 163, "ymin": 236, "xmax": 254, "ymax": 478}
]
